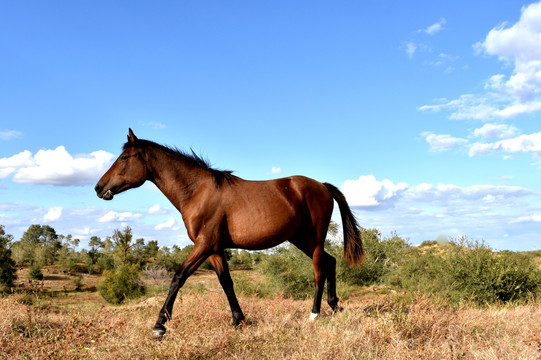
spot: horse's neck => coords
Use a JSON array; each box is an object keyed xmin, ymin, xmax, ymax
[{"xmin": 145, "ymin": 148, "xmax": 208, "ymax": 210}]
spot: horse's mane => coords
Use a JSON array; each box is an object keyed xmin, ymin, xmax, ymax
[{"xmin": 124, "ymin": 139, "xmax": 236, "ymax": 187}]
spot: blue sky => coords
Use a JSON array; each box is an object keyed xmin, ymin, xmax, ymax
[{"xmin": 1, "ymin": 1, "xmax": 540, "ymax": 251}]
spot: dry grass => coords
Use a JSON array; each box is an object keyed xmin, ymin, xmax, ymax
[{"xmin": 1, "ymin": 271, "xmax": 540, "ymax": 359}]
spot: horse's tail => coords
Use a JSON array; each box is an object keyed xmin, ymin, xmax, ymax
[{"xmin": 324, "ymin": 183, "xmax": 365, "ymax": 266}]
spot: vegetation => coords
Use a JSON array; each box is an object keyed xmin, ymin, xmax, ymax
[
  {"xmin": 2, "ymin": 222, "xmax": 541, "ymax": 306},
  {"xmin": 387, "ymin": 238, "xmax": 541, "ymax": 304},
  {"xmin": 97, "ymin": 264, "xmax": 145, "ymax": 304},
  {"xmin": 0, "ymin": 225, "xmax": 16, "ymax": 292},
  {"xmin": 1, "ymin": 221, "xmax": 541, "ymax": 358},
  {"xmin": 1, "ymin": 270, "xmax": 541, "ymax": 359}
]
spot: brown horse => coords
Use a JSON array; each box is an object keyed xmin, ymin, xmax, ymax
[{"xmin": 95, "ymin": 129, "xmax": 364, "ymax": 338}]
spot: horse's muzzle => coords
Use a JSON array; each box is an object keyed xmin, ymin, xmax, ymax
[{"xmin": 95, "ymin": 184, "xmax": 114, "ymax": 200}]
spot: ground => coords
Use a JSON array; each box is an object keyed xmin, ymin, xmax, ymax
[{"xmin": 0, "ymin": 266, "xmax": 540, "ymax": 359}]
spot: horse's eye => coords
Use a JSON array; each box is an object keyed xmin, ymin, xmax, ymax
[{"xmin": 121, "ymin": 156, "xmax": 128, "ymax": 161}]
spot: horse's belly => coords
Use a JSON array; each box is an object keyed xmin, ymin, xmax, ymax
[{"xmin": 227, "ymin": 207, "xmax": 300, "ymax": 250}]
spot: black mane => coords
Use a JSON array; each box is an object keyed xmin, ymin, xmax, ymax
[{"xmin": 124, "ymin": 139, "xmax": 236, "ymax": 187}]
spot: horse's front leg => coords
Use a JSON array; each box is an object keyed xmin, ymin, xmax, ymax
[{"xmin": 152, "ymin": 244, "xmax": 210, "ymax": 338}]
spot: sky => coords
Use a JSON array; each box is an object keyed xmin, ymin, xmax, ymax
[{"xmin": 1, "ymin": 1, "xmax": 541, "ymax": 251}]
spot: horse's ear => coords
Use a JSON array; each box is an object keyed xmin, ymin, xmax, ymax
[{"xmin": 127, "ymin": 128, "xmax": 138, "ymax": 143}]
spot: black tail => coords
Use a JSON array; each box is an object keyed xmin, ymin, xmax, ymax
[{"xmin": 324, "ymin": 183, "xmax": 365, "ymax": 266}]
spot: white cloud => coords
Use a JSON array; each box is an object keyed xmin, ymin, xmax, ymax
[
  {"xmin": 511, "ymin": 214, "xmax": 541, "ymax": 223},
  {"xmin": 99, "ymin": 210, "xmax": 143, "ymax": 223},
  {"xmin": 469, "ymin": 131, "xmax": 541, "ymax": 156},
  {"xmin": 341, "ymin": 175, "xmax": 531, "ymax": 208},
  {"xmin": 406, "ymin": 183, "xmax": 531, "ymax": 202},
  {"xmin": 271, "ymin": 166, "xmax": 282, "ymax": 174},
  {"xmin": 43, "ymin": 207, "xmax": 63, "ymax": 222},
  {"xmin": 155, "ymin": 217, "xmax": 175, "ymax": 230},
  {"xmin": 336, "ymin": 175, "xmax": 537, "ymax": 249},
  {"xmin": 0, "ymin": 146, "xmax": 114, "ymax": 185},
  {"xmin": 148, "ymin": 204, "xmax": 169, "ymax": 214},
  {"xmin": 423, "ymin": 18, "xmax": 446, "ymax": 35},
  {"xmin": 0, "ymin": 130, "xmax": 22, "ymax": 140},
  {"xmin": 422, "ymin": 132, "xmax": 468, "ymax": 152},
  {"xmin": 419, "ymin": 94, "xmax": 500, "ymax": 120},
  {"xmin": 0, "ymin": 150, "xmax": 34, "ymax": 179},
  {"xmin": 341, "ymin": 175, "xmax": 408, "ymax": 207},
  {"xmin": 406, "ymin": 42, "xmax": 417, "ymax": 59},
  {"xmin": 473, "ymin": 123, "xmax": 518, "ymax": 139},
  {"xmin": 139, "ymin": 121, "xmax": 166, "ymax": 129},
  {"xmin": 421, "ymin": 2, "xmax": 541, "ymax": 120}
]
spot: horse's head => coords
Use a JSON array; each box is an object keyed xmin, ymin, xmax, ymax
[{"xmin": 95, "ymin": 129, "xmax": 148, "ymax": 201}]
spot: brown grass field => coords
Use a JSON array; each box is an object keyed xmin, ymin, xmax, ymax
[{"xmin": 1, "ymin": 267, "xmax": 540, "ymax": 359}]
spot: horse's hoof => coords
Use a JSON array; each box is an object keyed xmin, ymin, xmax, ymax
[
  {"xmin": 309, "ymin": 312, "xmax": 319, "ymax": 321},
  {"xmin": 232, "ymin": 314, "xmax": 245, "ymax": 327},
  {"xmin": 152, "ymin": 329, "xmax": 166, "ymax": 338}
]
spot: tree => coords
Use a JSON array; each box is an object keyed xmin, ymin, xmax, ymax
[
  {"xmin": 97, "ymin": 264, "xmax": 145, "ymax": 304},
  {"xmin": 57, "ymin": 234, "xmax": 82, "ymax": 274},
  {"xmin": 88, "ymin": 236, "xmax": 104, "ymax": 264},
  {"xmin": 144, "ymin": 240, "xmax": 160, "ymax": 259},
  {"xmin": 15, "ymin": 224, "xmax": 62, "ymax": 266},
  {"xmin": 0, "ymin": 225, "xmax": 16, "ymax": 291},
  {"xmin": 112, "ymin": 226, "xmax": 134, "ymax": 265},
  {"xmin": 132, "ymin": 238, "xmax": 146, "ymax": 264}
]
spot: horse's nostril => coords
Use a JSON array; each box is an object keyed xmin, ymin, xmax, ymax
[{"xmin": 95, "ymin": 184, "xmax": 101, "ymax": 193}]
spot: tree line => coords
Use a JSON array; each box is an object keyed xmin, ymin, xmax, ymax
[{"xmin": 1, "ymin": 223, "xmax": 540, "ymax": 306}]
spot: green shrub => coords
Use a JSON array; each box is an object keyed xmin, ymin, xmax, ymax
[
  {"xmin": 58, "ymin": 252, "xmax": 82, "ymax": 274},
  {"xmin": 229, "ymin": 250, "xmax": 261, "ymax": 270},
  {"xmin": 155, "ymin": 245, "xmax": 213, "ymax": 272},
  {"xmin": 387, "ymin": 238, "xmax": 541, "ymax": 304},
  {"xmin": 97, "ymin": 264, "xmax": 145, "ymax": 304},
  {"xmin": 444, "ymin": 241, "xmax": 541, "ymax": 303},
  {"xmin": 258, "ymin": 245, "xmax": 314, "ymax": 300},
  {"xmin": 329, "ymin": 229, "xmax": 409, "ymax": 286},
  {"xmin": 95, "ymin": 254, "xmax": 115, "ymax": 273},
  {"xmin": 231, "ymin": 272, "xmax": 278, "ymax": 298},
  {"xmin": 0, "ymin": 245, "xmax": 16, "ymax": 291},
  {"xmin": 385, "ymin": 246, "xmax": 447, "ymax": 295},
  {"xmin": 28, "ymin": 264, "xmax": 43, "ymax": 280},
  {"xmin": 73, "ymin": 275, "xmax": 84, "ymax": 291}
]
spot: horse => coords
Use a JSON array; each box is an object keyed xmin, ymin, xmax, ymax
[{"xmin": 95, "ymin": 129, "xmax": 364, "ymax": 338}]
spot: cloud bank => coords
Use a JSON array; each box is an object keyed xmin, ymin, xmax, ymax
[
  {"xmin": 0, "ymin": 146, "xmax": 114, "ymax": 186},
  {"xmin": 421, "ymin": 2, "xmax": 541, "ymax": 120},
  {"xmin": 341, "ymin": 175, "xmax": 532, "ymax": 210}
]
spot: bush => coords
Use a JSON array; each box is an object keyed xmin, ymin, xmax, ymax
[
  {"xmin": 258, "ymin": 245, "xmax": 314, "ymax": 300},
  {"xmin": 95, "ymin": 254, "xmax": 115, "ymax": 273},
  {"xmin": 328, "ymin": 229, "xmax": 409, "ymax": 286},
  {"xmin": 155, "ymin": 245, "xmax": 213, "ymax": 272},
  {"xmin": 386, "ymin": 246, "xmax": 447, "ymax": 295},
  {"xmin": 229, "ymin": 250, "xmax": 262, "ymax": 270},
  {"xmin": 58, "ymin": 252, "xmax": 82, "ymax": 274},
  {"xmin": 230, "ymin": 272, "xmax": 277, "ymax": 298},
  {"xmin": 73, "ymin": 275, "xmax": 84, "ymax": 291},
  {"xmin": 387, "ymin": 238, "xmax": 541, "ymax": 304},
  {"xmin": 445, "ymin": 241, "xmax": 541, "ymax": 303},
  {"xmin": 97, "ymin": 264, "xmax": 145, "ymax": 304},
  {"xmin": 28, "ymin": 264, "xmax": 43, "ymax": 280},
  {"xmin": 0, "ymin": 243, "xmax": 16, "ymax": 291}
]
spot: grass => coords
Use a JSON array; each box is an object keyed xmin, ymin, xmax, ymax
[{"xmin": 1, "ymin": 268, "xmax": 541, "ymax": 359}]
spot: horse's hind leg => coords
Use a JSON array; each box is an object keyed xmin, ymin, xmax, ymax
[
  {"xmin": 209, "ymin": 252, "xmax": 245, "ymax": 326},
  {"xmin": 310, "ymin": 244, "xmax": 327, "ymax": 319},
  {"xmin": 289, "ymin": 235, "xmax": 327, "ymax": 320},
  {"xmin": 323, "ymin": 252, "xmax": 341, "ymax": 312}
]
